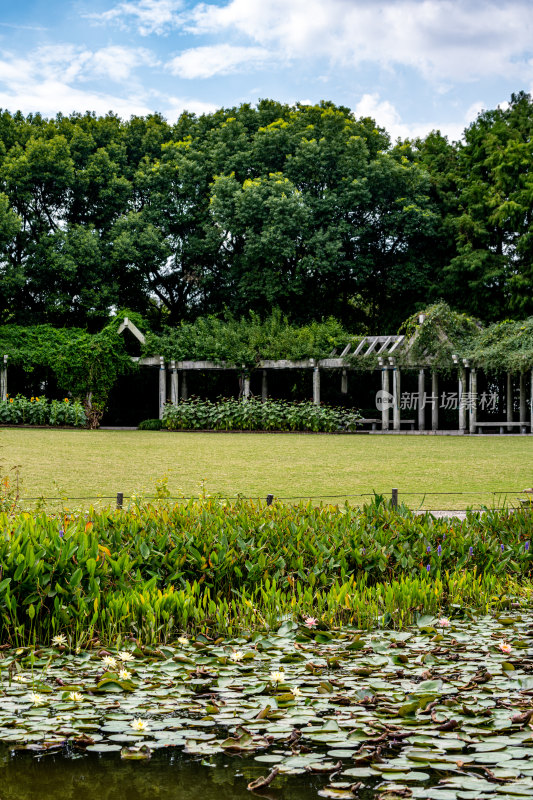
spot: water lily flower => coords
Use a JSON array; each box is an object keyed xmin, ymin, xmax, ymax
[
  {"xmin": 304, "ymin": 616, "xmax": 317, "ymax": 628},
  {"xmin": 30, "ymin": 692, "xmax": 45, "ymax": 706},
  {"xmin": 52, "ymin": 634, "xmax": 67, "ymax": 647},
  {"xmin": 230, "ymin": 650, "xmax": 244, "ymax": 662},
  {"xmin": 270, "ymin": 671, "xmax": 285, "ymax": 684},
  {"xmin": 119, "ymin": 669, "xmax": 132, "ymax": 681},
  {"xmin": 437, "ymin": 617, "xmax": 450, "ymax": 627},
  {"xmin": 131, "ymin": 718, "xmax": 149, "ymax": 732},
  {"xmin": 118, "ymin": 651, "xmax": 134, "ymax": 662},
  {"xmin": 291, "ymin": 686, "xmax": 302, "ymax": 697},
  {"xmin": 177, "ymin": 636, "xmax": 189, "ymax": 646},
  {"xmin": 68, "ymin": 692, "xmax": 83, "ymax": 702},
  {"xmin": 102, "ymin": 656, "xmax": 117, "ymax": 670},
  {"xmin": 13, "ymin": 675, "xmax": 29, "ymax": 683},
  {"xmin": 498, "ymin": 641, "xmax": 512, "ymax": 654}
]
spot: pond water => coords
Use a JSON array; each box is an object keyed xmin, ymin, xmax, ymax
[{"xmin": 0, "ymin": 612, "xmax": 532, "ymax": 800}]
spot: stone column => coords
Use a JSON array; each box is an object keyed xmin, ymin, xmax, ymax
[
  {"xmin": 158, "ymin": 357, "xmax": 166, "ymax": 420},
  {"xmin": 506, "ymin": 372, "xmax": 513, "ymax": 432},
  {"xmin": 458, "ymin": 366, "xmax": 467, "ymax": 433},
  {"xmin": 519, "ymin": 372, "xmax": 527, "ymax": 433},
  {"xmin": 381, "ymin": 367, "xmax": 390, "ymax": 431},
  {"xmin": 261, "ymin": 370, "xmax": 268, "ymax": 402},
  {"xmin": 393, "ymin": 366, "xmax": 401, "ymax": 431},
  {"xmin": 243, "ymin": 373, "xmax": 251, "ymax": 402},
  {"xmin": 170, "ymin": 360, "xmax": 179, "ymax": 406},
  {"xmin": 469, "ymin": 368, "xmax": 478, "ymax": 434},
  {"xmin": 418, "ymin": 368, "xmax": 425, "ymax": 431},
  {"xmin": 431, "ymin": 370, "xmax": 439, "ymax": 431},
  {"xmin": 312, "ymin": 364, "xmax": 320, "ymax": 406},
  {"xmin": 341, "ymin": 368, "xmax": 348, "ymax": 395},
  {"xmin": 180, "ymin": 371, "xmax": 188, "ymax": 401}
]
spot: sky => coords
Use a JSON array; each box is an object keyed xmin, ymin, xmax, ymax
[{"xmin": 0, "ymin": 0, "xmax": 532, "ymax": 142}]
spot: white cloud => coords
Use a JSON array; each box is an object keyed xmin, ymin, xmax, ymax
[
  {"xmin": 0, "ymin": 44, "xmax": 199, "ymax": 120},
  {"xmin": 87, "ymin": 0, "xmax": 185, "ymax": 36},
  {"xmin": 163, "ymin": 95, "xmax": 219, "ymax": 118},
  {"xmin": 168, "ymin": 44, "xmax": 270, "ymax": 79},
  {"xmin": 353, "ymin": 92, "xmax": 482, "ymax": 141},
  {"xmin": 187, "ymin": 0, "xmax": 533, "ymax": 83}
]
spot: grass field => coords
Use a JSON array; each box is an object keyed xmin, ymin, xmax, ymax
[{"xmin": 0, "ymin": 427, "xmax": 531, "ymax": 511}]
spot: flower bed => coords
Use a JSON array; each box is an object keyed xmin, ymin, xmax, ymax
[{"xmin": 0, "ymin": 395, "xmax": 86, "ymax": 427}]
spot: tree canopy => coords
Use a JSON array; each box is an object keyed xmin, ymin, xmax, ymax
[{"xmin": 0, "ymin": 93, "xmax": 531, "ymax": 332}]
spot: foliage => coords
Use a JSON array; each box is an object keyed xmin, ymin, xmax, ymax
[
  {"xmin": 138, "ymin": 418, "xmax": 163, "ymax": 431},
  {"xmin": 0, "ymin": 395, "xmax": 86, "ymax": 427},
  {"xmin": 467, "ymin": 316, "xmax": 533, "ymax": 373},
  {"xmin": 398, "ymin": 302, "xmax": 480, "ymax": 372},
  {"xmin": 162, "ymin": 398, "xmax": 362, "ymax": 433},
  {"xmin": 0, "ymin": 323, "xmax": 134, "ymax": 426},
  {"xmin": 145, "ymin": 311, "xmax": 349, "ymax": 367},
  {"xmin": 0, "ymin": 499, "xmax": 530, "ymax": 645}
]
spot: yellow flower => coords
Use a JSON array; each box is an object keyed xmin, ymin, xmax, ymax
[
  {"xmin": 64, "ymin": 398, "xmax": 69, "ymax": 403},
  {"xmin": 177, "ymin": 636, "xmax": 189, "ymax": 646}
]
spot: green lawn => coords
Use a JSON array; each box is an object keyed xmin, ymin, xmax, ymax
[{"xmin": 0, "ymin": 428, "xmax": 531, "ymax": 511}]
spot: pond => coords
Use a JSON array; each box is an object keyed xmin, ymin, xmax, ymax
[{"xmin": 0, "ymin": 612, "xmax": 532, "ymax": 800}]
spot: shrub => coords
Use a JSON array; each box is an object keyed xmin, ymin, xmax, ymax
[
  {"xmin": 162, "ymin": 398, "xmax": 362, "ymax": 433},
  {"xmin": 138, "ymin": 418, "xmax": 163, "ymax": 430}
]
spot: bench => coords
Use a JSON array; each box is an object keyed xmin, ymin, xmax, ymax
[
  {"xmin": 359, "ymin": 418, "xmax": 416, "ymax": 431},
  {"xmin": 476, "ymin": 422, "xmax": 531, "ymax": 434}
]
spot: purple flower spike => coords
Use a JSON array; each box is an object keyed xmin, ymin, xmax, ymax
[
  {"xmin": 362, "ymin": 548, "xmax": 366, "ymax": 555},
  {"xmin": 59, "ymin": 529, "xmax": 64, "ymax": 538},
  {"xmin": 469, "ymin": 546, "xmax": 473, "ymax": 556},
  {"xmin": 437, "ymin": 544, "xmax": 442, "ymax": 556},
  {"xmin": 426, "ymin": 545, "xmax": 431, "ymax": 554},
  {"xmin": 501, "ymin": 543, "xmax": 504, "ymax": 553},
  {"xmin": 443, "ymin": 533, "xmax": 446, "ymax": 541},
  {"xmin": 426, "ymin": 564, "xmax": 430, "ymax": 572},
  {"xmin": 525, "ymin": 541, "xmax": 530, "ymax": 551}
]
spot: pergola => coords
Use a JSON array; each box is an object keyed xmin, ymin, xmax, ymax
[{"xmin": 119, "ymin": 317, "xmax": 533, "ymax": 434}]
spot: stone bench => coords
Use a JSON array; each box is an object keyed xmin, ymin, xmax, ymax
[
  {"xmin": 476, "ymin": 421, "xmax": 531, "ymax": 434},
  {"xmin": 359, "ymin": 418, "xmax": 415, "ymax": 431}
]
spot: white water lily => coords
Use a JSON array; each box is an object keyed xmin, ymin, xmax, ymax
[
  {"xmin": 52, "ymin": 633, "xmax": 67, "ymax": 647},
  {"xmin": 291, "ymin": 686, "xmax": 302, "ymax": 697},
  {"xmin": 270, "ymin": 671, "xmax": 285, "ymax": 684},
  {"xmin": 118, "ymin": 650, "xmax": 134, "ymax": 662},
  {"xmin": 30, "ymin": 692, "xmax": 45, "ymax": 706},
  {"xmin": 119, "ymin": 669, "xmax": 132, "ymax": 681},
  {"xmin": 131, "ymin": 718, "xmax": 149, "ymax": 732},
  {"xmin": 102, "ymin": 656, "xmax": 117, "ymax": 669},
  {"xmin": 68, "ymin": 691, "xmax": 83, "ymax": 702},
  {"xmin": 177, "ymin": 636, "xmax": 189, "ymax": 646},
  {"xmin": 13, "ymin": 674, "xmax": 29, "ymax": 683},
  {"xmin": 230, "ymin": 651, "xmax": 244, "ymax": 662}
]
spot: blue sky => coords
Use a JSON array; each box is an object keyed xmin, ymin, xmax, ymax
[{"xmin": 0, "ymin": 0, "xmax": 532, "ymax": 141}]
